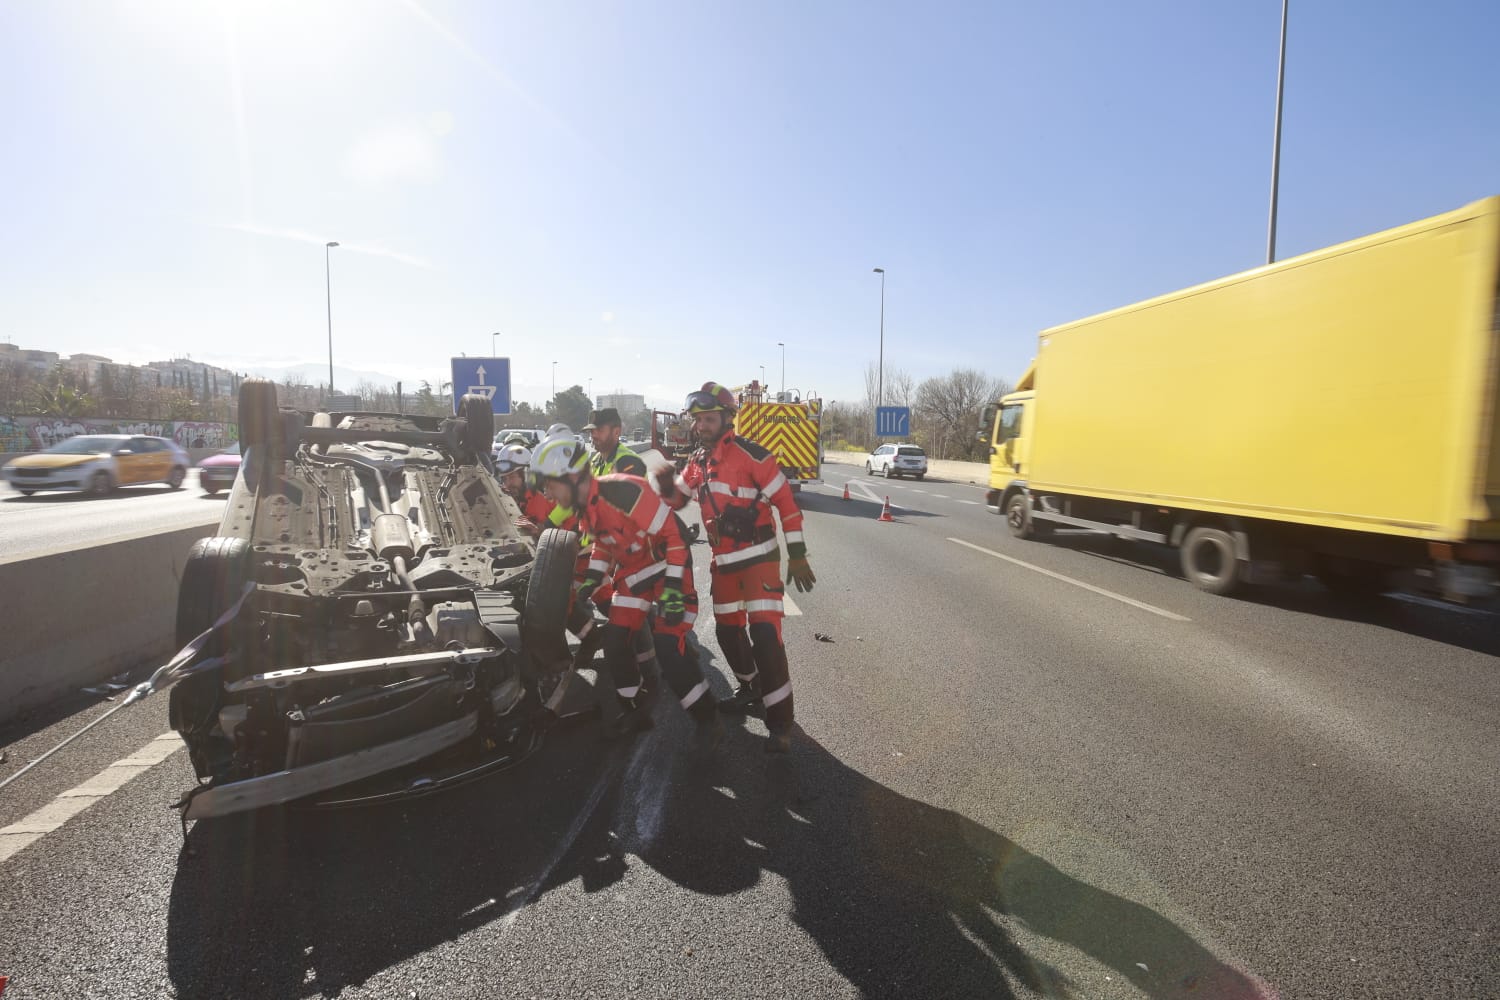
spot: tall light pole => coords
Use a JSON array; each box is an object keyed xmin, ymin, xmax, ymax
[
  {"xmin": 873, "ymin": 267, "xmax": 886, "ymax": 407},
  {"xmin": 491, "ymin": 331, "xmax": 501, "ymax": 356},
  {"xmin": 759, "ymin": 365, "xmax": 766, "ymax": 390},
  {"xmin": 551, "ymin": 360, "xmax": 557, "ymax": 400},
  {"xmin": 1266, "ymin": 0, "xmax": 1289, "ymax": 265},
  {"xmin": 325, "ymin": 241, "xmax": 339, "ymax": 393},
  {"xmin": 777, "ymin": 342, "xmax": 785, "ymax": 399},
  {"xmin": 587, "ymin": 377, "xmax": 593, "ymax": 405}
]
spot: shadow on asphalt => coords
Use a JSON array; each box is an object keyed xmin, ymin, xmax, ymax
[
  {"xmin": 165, "ymin": 637, "xmax": 1259, "ymax": 999},
  {"xmin": 797, "ymin": 490, "xmax": 944, "ymax": 520}
]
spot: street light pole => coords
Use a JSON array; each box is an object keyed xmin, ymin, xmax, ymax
[
  {"xmin": 491, "ymin": 332, "xmax": 501, "ymax": 356},
  {"xmin": 1266, "ymin": 0, "xmax": 1289, "ymax": 265},
  {"xmin": 872, "ymin": 267, "xmax": 886, "ymax": 407},
  {"xmin": 551, "ymin": 361, "xmax": 557, "ymax": 400},
  {"xmin": 777, "ymin": 342, "xmax": 785, "ymax": 399},
  {"xmin": 325, "ymin": 241, "xmax": 340, "ymax": 393}
]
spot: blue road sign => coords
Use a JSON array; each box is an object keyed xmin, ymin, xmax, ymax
[
  {"xmin": 875, "ymin": 405, "xmax": 911, "ymax": 438},
  {"xmin": 450, "ymin": 357, "xmax": 511, "ymax": 414}
]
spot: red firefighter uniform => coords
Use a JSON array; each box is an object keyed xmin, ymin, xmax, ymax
[
  {"xmin": 663, "ymin": 429, "xmax": 805, "ymax": 735},
  {"xmin": 577, "ymin": 474, "xmax": 713, "ymax": 722}
]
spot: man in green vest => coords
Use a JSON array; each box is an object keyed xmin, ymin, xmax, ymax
[{"xmin": 584, "ymin": 408, "xmax": 648, "ymax": 478}]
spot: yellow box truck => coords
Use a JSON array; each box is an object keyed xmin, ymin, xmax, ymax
[{"xmin": 981, "ymin": 195, "xmax": 1500, "ymax": 602}]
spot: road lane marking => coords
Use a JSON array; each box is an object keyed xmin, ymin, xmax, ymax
[
  {"xmin": 958, "ymin": 500, "xmax": 982, "ymax": 505},
  {"xmin": 947, "ymin": 537, "xmax": 1191, "ymax": 622},
  {"xmin": 931, "ymin": 494, "xmax": 948, "ymax": 499},
  {"xmin": 0, "ymin": 731, "xmax": 184, "ymax": 865},
  {"xmin": 783, "ymin": 591, "xmax": 802, "ymax": 616}
]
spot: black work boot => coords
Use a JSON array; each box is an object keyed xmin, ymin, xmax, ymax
[
  {"xmin": 690, "ymin": 698, "xmax": 727, "ymax": 752},
  {"xmin": 717, "ymin": 684, "xmax": 763, "ymax": 716},
  {"xmin": 764, "ymin": 726, "xmax": 793, "ymax": 755},
  {"xmin": 605, "ymin": 688, "xmax": 657, "ymax": 740}
]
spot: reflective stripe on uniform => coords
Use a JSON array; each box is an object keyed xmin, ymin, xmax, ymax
[
  {"xmin": 589, "ymin": 559, "xmax": 609, "ymax": 575},
  {"xmin": 762, "ymin": 681, "xmax": 792, "ymax": 708},
  {"xmin": 713, "ymin": 601, "xmax": 743, "ymax": 615},
  {"xmin": 733, "ymin": 668, "xmax": 758, "ymax": 682},
  {"xmin": 612, "ymin": 594, "xmax": 653, "ymax": 611},
  {"xmin": 762, "ymin": 471, "xmax": 788, "ymax": 497},
  {"xmin": 617, "ymin": 684, "xmax": 641, "ymax": 699},
  {"xmin": 715, "ymin": 537, "xmax": 779, "ymax": 567},
  {"xmin": 636, "ymin": 648, "xmax": 655, "ymax": 664},
  {"xmin": 648, "ymin": 504, "xmax": 669, "ymax": 534},
  {"xmin": 576, "ymin": 619, "xmax": 594, "ymax": 638},
  {"xmin": 784, "ymin": 530, "xmax": 804, "ymax": 545},
  {"xmin": 624, "ymin": 560, "xmax": 668, "ymax": 588},
  {"xmin": 679, "ymin": 680, "xmax": 709, "ymax": 710},
  {"xmin": 666, "ymin": 563, "xmax": 684, "ymax": 579},
  {"xmin": 744, "ymin": 598, "xmax": 783, "ymax": 614},
  {"xmin": 706, "ymin": 482, "xmax": 759, "ymax": 500}
]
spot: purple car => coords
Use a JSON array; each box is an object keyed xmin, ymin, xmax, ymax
[{"xmin": 198, "ymin": 443, "xmax": 242, "ymax": 495}]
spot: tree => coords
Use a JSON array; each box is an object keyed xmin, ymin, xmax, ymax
[
  {"xmin": 547, "ymin": 385, "xmax": 591, "ymax": 433},
  {"xmin": 913, "ymin": 368, "xmax": 1010, "ymax": 460}
]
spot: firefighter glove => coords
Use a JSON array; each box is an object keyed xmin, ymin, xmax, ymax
[
  {"xmin": 786, "ymin": 557, "xmax": 816, "ymax": 593},
  {"xmin": 657, "ymin": 586, "xmax": 686, "ymax": 626}
]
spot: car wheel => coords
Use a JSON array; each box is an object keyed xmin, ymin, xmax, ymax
[
  {"xmin": 167, "ymin": 465, "xmax": 185, "ymax": 489},
  {"xmin": 89, "ymin": 471, "xmax": 113, "ymax": 496},
  {"xmin": 238, "ymin": 378, "xmax": 281, "ymax": 452},
  {"xmin": 18, "ymin": 489, "xmax": 35, "ymax": 496},
  {"xmin": 1180, "ymin": 526, "xmax": 1241, "ymax": 596},
  {"xmin": 524, "ymin": 528, "xmax": 580, "ymax": 668},
  {"xmin": 460, "ymin": 393, "xmax": 495, "ymax": 464},
  {"xmin": 864, "ymin": 463, "xmax": 871, "ymax": 475},
  {"xmin": 914, "ymin": 473, "xmax": 925, "ymax": 481},
  {"xmin": 203, "ymin": 486, "xmax": 221, "ymax": 496}
]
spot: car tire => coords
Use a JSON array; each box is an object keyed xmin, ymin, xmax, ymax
[
  {"xmin": 238, "ymin": 378, "xmax": 281, "ymax": 452},
  {"xmin": 89, "ymin": 471, "xmax": 113, "ymax": 496},
  {"xmin": 460, "ymin": 394, "xmax": 495, "ymax": 462},
  {"xmin": 1181, "ymin": 526, "xmax": 1241, "ymax": 596},
  {"xmin": 864, "ymin": 463, "xmax": 872, "ymax": 475},
  {"xmin": 167, "ymin": 465, "xmax": 185, "ymax": 489},
  {"xmin": 203, "ymin": 486, "xmax": 221, "ymax": 496},
  {"xmin": 524, "ymin": 528, "xmax": 579, "ymax": 669},
  {"xmin": 175, "ymin": 536, "xmax": 253, "ymax": 647},
  {"xmin": 914, "ymin": 473, "xmax": 925, "ymax": 481},
  {"xmin": 18, "ymin": 489, "xmax": 35, "ymax": 496}
]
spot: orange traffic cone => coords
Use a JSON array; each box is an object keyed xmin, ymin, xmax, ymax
[
  {"xmin": 842, "ymin": 481, "xmax": 851, "ymax": 501},
  {"xmin": 877, "ymin": 496, "xmax": 895, "ymax": 522}
]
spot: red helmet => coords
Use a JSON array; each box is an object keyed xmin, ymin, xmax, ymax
[{"xmin": 684, "ymin": 381, "xmax": 737, "ymax": 415}]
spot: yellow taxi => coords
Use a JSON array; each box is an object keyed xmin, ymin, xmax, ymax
[{"xmin": 2, "ymin": 434, "xmax": 191, "ymax": 497}]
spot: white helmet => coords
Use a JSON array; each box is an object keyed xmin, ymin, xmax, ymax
[
  {"xmin": 495, "ymin": 443, "xmax": 532, "ymax": 474},
  {"xmin": 532, "ymin": 432, "xmax": 590, "ymax": 480},
  {"xmin": 546, "ymin": 423, "xmax": 572, "ymax": 439}
]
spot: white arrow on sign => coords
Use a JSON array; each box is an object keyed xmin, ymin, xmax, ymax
[{"xmin": 475, "ymin": 365, "xmax": 487, "ymax": 384}]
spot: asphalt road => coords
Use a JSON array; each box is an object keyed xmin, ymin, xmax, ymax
[
  {"xmin": 2, "ymin": 458, "xmax": 1496, "ymax": 998},
  {"xmin": 0, "ymin": 471, "xmax": 224, "ymax": 563}
]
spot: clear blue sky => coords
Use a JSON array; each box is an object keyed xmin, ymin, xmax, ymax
[{"xmin": 2, "ymin": 1, "xmax": 1497, "ymax": 409}]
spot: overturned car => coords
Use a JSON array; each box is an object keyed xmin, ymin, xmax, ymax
[{"xmin": 130, "ymin": 379, "xmax": 584, "ymax": 821}]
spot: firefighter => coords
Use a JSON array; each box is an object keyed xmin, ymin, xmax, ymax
[
  {"xmin": 583, "ymin": 408, "xmax": 648, "ymax": 477},
  {"xmin": 655, "ymin": 382, "xmax": 815, "ymax": 754},
  {"xmin": 532, "ymin": 431, "xmax": 724, "ymax": 747},
  {"xmin": 495, "ymin": 443, "xmax": 576, "ymax": 537}
]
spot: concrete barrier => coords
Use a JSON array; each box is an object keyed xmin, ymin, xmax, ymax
[{"xmin": 0, "ymin": 523, "xmax": 217, "ymax": 725}]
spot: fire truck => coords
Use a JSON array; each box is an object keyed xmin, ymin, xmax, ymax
[{"xmin": 732, "ymin": 381, "xmax": 823, "ymax": 491}]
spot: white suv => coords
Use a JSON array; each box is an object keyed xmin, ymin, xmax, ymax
[{"xmin": 866, "ymin": 443, "xmax": 928, "ymax": 480}]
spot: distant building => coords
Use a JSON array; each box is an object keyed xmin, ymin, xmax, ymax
[
  {"xmin": 596, "ymin": 393, "xmax": 646, "ymax": 414},
  {"xmin": 145, "ymin": 358, "xmax": 237, "ymax": 397}
]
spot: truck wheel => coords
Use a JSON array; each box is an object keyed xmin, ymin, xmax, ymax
[
  {"xmin": 1006, "ymin": 492, "xmax": 1047, "ymax": 539},
  {"xmin": 1181, "ymin": 526, "xmax": 1241, "ymax": 596}
]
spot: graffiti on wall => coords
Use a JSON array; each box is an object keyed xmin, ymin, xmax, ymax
[{"xmin": 0, "ymin": 416, "xmax": 238, "ymax": 452}]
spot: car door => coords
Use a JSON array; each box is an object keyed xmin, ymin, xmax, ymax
[
  {"xmin": 143, "ymin": 438, "xmax": 173, "ymax": 481},
  {"xmin": 113, "ymin": 439, "xmax": 146, "ymax": 484}
]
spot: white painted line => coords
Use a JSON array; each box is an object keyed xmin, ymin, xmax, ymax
[
  {"xmin": 0, "ymin": 731, "xmax": 183, "ymax": 867},
  {"xmin": 958, "ymin": 500, "xmax": 982, "ymax": 506},
  {"xmin": 911, "ymin": 489, "xmax": 928, "ymax": 494},
  {"xmin": 783, "ymin": 591, "xmax": 803, "ymax": 617},
  {"xmin": 931, "ymin": 494, "xmax": 949, "ymax": 499},
  {"xmin": 947, "ymin": 537, "xmax": 1191, "ymax": 622}
]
